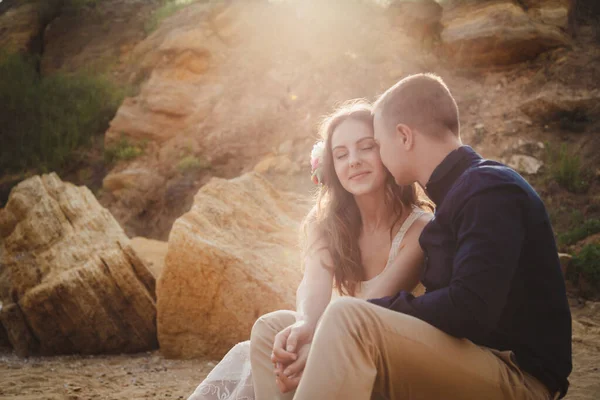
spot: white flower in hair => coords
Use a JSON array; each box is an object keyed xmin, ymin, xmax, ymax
[{"xmin": 310, "ymin": 141, "xmax": 325, "ymax": 185}]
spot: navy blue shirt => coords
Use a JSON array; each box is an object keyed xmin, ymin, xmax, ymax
[{"xmin": 369, "ymin": 146, "xmax": 572, "ymax": 397}]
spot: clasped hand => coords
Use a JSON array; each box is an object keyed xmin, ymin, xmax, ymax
[{"xmin": 271, "ymin": 320, "xmax": 314, "ymax": 393}]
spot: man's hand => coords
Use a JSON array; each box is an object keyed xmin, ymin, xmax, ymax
[{"xmin": 274, "ymin": 343, "xmax": 311, "ymax": 393}]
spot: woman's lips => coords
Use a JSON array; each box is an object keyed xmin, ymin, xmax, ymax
[{"xmin": 349, "ymin": 171, "xmax": 371, "ymax": 180}]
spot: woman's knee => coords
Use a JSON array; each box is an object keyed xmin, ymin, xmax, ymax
[{"xmin": 250, "ymin": 309, "xmax": 297, "ymax": 342}]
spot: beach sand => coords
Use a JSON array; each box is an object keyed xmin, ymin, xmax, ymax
[{"xmin": 1, "ymin": 301, "xmax": 599, "ymax": 400}]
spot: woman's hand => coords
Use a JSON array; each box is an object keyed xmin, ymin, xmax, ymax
[
  {"xmin": 271, "ymin": 320, "xmax": 315, "ymax": 394},
  {"xmin": 271, "ymin": 320, "xmax": 315, "ymax": 364},
  {"xmin": 274, "ymin": 343, "xmax": 311, "ymax": 393}
]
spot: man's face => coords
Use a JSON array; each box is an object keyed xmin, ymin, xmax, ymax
[{"xmin": 373, "ymin": 112, "xmax": 413, "ymax": 186}]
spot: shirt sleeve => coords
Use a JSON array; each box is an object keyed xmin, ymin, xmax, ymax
[{"xmin": 368, "ymin": 186, "xmax": 526, "ymax": 341}]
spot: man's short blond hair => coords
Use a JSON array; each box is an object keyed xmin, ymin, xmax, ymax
[{"xmin": 374, "ymin": 73, "xmax": 460, "ymax": 139}]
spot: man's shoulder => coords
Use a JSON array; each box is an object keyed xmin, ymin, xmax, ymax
[{"xmin": 447, "ymin": 159, "xmax": 533, "ymax": 205}]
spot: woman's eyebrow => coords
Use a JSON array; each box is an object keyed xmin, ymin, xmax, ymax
[
  {"xmin": 356, "ymin": 137, "xmax": 375, "ymax": 145},
  {"xmin": 333, "ymin": 137, "xmax": 374, "ymax": 151}
]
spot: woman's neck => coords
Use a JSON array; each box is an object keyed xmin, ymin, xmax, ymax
[{"xmin": 354, "ymin": 189, "xmax": 398, "ymax": 234}]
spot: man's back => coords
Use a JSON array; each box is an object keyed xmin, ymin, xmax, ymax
[{"xmin": 419, "ymin": 146, "xmax": 572, "ymax": 396}]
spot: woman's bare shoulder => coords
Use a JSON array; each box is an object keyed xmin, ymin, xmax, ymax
[{"xmin": 404, "ymin": 211, "xmax": 433, "ymax": 240}]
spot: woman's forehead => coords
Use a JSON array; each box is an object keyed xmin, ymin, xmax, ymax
[{"xmin": 331, "ymin": 119, "xmax": 374, "ymax": 148}]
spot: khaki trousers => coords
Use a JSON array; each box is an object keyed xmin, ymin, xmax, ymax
[{"xmin": 250, "ymin": 297, "xmax": 554, "ymax": 400}]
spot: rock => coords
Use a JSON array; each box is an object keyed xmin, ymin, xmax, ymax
[
  {"xmin": 0, "ymin": 1, "xmax": 56, "ymax": 54},
  {"xmin": 253, "ymin": 155, "xmax": 299, "ymax": 175},
  {"xmin": 105, "ymin": 6, "xmax": 222, "ymax": 146},
  {"xmin": 441, "ymin": 1, "xmax": 570, "ymax": 66},
  {"xmin": 507, "ymin": 139, "xmax": 546, "ymax": 159},
  {"xmin": 520, "ymin": 89, "xmax": 600, "ymax": 127},
  {"xmin": 0, "ymin": 173, "xmax": 157, "ymax": 356},
  {"xmin": 103, "ymin": 167, "xmax": 163, "ymax": 194},
  {"xmin": 130, "ymin": 237, "xmax": 168, "ymax": 279},
  {"xmin": 522, "ymin": 0, "xmax": 571, "ymax": 30},
  {"xmin": 506, "ymin": 154, "xmax": 544, "ymax": 174},
  {"xmin": 558, "ymin": 253, "xmax": 572, "ymax": 276},
  {"xmin": 389, "ymin": 0, "xmax": 442, "ymax": 43},
  {"xmin": 157, "ymin": 172, "xmax": 310, "ymax": 359},
  {"xmin": 101, "ymin": 165, "xmax": 169, "ymax": 237},
  {"xmin": 105, "ymin": 82, "xmax": 223, "ymax": 145}
]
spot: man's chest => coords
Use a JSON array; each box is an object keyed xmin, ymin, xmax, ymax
[{"xmin": 419, "ymin": 213, "xmax": 456, "ymax": 291}]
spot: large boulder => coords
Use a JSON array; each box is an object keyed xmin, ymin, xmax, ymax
[
  {"xmin": 0, "ymin": 173, "xmax": 157, "ymax": 356},
  {"xmin": 440, "ymin": 1, "xmax": 571, "ymax": 66},
  {"xmin": 520, "ymin": 88, "xmax": 600, "ymax": 126},
  {"xmin": 0, "ymin": 1, "xmax": 46, "ymax": 54},
  {"xmin": 157, "ymin": 172, "xmax": 310, "ymax": 359}
]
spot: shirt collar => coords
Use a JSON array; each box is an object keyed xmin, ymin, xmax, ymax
[{"xmin": 424, "ymin": 146, "xmax": 481, "ymax": 207}]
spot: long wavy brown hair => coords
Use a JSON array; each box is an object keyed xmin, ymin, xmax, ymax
[{"xmin": 304, "ymin": 100, "xmax": 432, "ymax": 296}]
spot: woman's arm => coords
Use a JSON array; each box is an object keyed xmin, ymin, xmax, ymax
[
  {"xmin": 271, "ymin": 210, "xmax": 333, "ymax": 363},
  {"xmin": 360, "ymin": 214, "xmax": 432, "ymax": 300},
  {"xmin": 295, "ymin": 212, "xmax": 335, "ymax": 332}
]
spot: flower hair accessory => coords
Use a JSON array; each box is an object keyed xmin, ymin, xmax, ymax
[{"xmin": 310, "ymin": 140, "xmax": 325, "ymax": 185}]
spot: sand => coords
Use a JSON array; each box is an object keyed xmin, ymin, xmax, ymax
[
  {"xmin": 1, "ymin": 301, "xmax": 599, "ymax": 400},
  {"xmin": 0, "ymin": 350, "xmax": 215, "ymax": 400}
]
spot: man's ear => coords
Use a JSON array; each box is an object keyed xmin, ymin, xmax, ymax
[{"xmin": 395, "ymin": 123, "xmax": 414, "ymax": 149}]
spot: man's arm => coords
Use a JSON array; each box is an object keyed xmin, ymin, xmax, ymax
[{"xmin": 369, "ymin": 186, "xmax": 526, "ymax": 341}]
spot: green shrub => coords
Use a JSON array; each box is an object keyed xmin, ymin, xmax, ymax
[
  {"xmin": 0, "ymin": 50, "xmax": 126, "ymax": 173},
  {"xmin": 177, "ymin": 155, "xmax": 211, "ymax": 174},
  {"xmin": 567, "ymin": 243, "xmax": 600, "ymax": 298},
  {"xmin": 558, "ymin": 219, "xmax": 600, "ymax": 248},
  {"xmin": 545, "ymin": 143, "xmax": 590, "ymax": 194},
  {"xmin": 104, "ymin": 137, "xmax": 145, "ymax": 163}
]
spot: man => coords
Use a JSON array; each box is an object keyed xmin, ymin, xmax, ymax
[{"xmin": 255, "ymin": 73, "xmax": 572, "ymax": 399}]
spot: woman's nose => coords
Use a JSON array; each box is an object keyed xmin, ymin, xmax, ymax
[{"xmin": 348, "ymin": 151, "xmax": 361, "ymax": 168}]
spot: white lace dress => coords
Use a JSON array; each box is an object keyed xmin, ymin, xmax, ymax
[{"xmin": 187, "ymin": 207, "xmax": 429, "ymax": 400}]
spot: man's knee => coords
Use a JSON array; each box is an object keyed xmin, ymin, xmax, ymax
[
  {"xmin": 327, "ymin": 296, "xmax": 367, "ymax": 314},
  {"xmin": 320, "ymin": 298, "xmax": 414, "ymax": 341},
  {"xmin": 319, "ymin": 297, "xmax": 371, "ymax": 331}
]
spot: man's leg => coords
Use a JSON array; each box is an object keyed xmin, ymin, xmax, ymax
[
  {"xmin": 250, "ymin": 310, "xmax": 297, "ymax": 400},
  {"xmin": 293, "ymin": 297, "xmax": 551, "ymax": 400}
]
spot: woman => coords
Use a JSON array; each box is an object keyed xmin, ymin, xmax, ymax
[{"xmin": 188, "ymin": 100, "xmax": 432, "ymax": 400}]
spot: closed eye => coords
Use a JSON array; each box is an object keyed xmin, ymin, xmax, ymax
[{"xmin": 336, "ymin": 153, "xmax": 348, "ymax": 160}]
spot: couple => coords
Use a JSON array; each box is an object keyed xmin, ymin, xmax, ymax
[{"xmin": 189, "ymin": 74, "xmax": 572, "ymax": 400}]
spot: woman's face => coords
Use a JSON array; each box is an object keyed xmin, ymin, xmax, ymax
[{"xmin": 330, "ymin": 118, "xmax": 388, "ymax": 197}]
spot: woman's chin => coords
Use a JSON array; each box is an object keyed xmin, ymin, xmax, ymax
[{"xmin": 346, "ymin": 181, "xmax": 378, "ymax": 196}]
